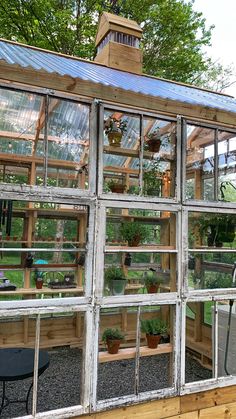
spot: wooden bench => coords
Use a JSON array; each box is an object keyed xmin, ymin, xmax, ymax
[{"xmin": 99, "ymin": 343, "xmax": 172, "ymax": 363}]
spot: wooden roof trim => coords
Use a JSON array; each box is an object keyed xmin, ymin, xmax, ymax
[
  {"xmin": 0, "ymin": 61, "xmax": 235, "ymax": 128},
  {"xmin": 0, "ymin": 37, "xmax": 233, "ymax": 98}
]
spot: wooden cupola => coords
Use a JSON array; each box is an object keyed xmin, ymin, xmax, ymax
[{"xmin": 94, "ymin": 12, "xmax": 143, "ymax": 74}]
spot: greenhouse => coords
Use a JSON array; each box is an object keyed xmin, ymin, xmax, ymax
[{"xmin": 0, "ymin": 11, "xmax": 235, "ymax": 419}]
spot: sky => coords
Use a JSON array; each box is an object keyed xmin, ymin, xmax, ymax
[{"xmin": 193, "ymin": 0, "xmax": 236, "ymax": 97}]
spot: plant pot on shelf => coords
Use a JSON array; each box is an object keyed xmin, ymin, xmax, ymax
[
  {"xmin": 146, "ymin": 138, "xmax": 161, "ymax": 153},
  {"xmin": 109, "ymin": 184, "xmax": 126, "ymax": 194},
  {"xmin": 102, "ymin": 328, "xmax": 124, "ymax": 354},
  {"xmin": 110, "ymin": 278, "xmax": 127, "ymax": 295},
  {"xmin": 107, "ymin": 131, "xmax": 122, "ymax": 147},
  {"xmin": 146, "ymin": 333, "xmax": 161, "ymax": 349},
  {"xmin": 128, "ymin": 235, "xmax": 141, "ymax": 247},
  {"xmin": 106, "ymin": 338, "xmax": 122, "ymax": 354},
  {"xmin": 36, "ymin": 278, "xmax": 43, "ymax": 289},
  {"xmin": 147, "ymin": 284, "xmax": 159, "ymax": 294}
]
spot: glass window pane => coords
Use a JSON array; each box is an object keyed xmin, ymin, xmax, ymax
[
  {"xmin": 218, "ymin": 131, "xmax": 236, "ymax": 203},
  {"xmin": 185, "ymin": 302, "xmax": 212, "ymax": 383},
  {"xmin": 186, "ymin": 125, "xmax": 215, "ymax": 201},
  {"xmin": 143, "ymin": 118, "xmax": 176, "ymax": 198},
  {"xmin": 103, "ymin": 110, "xmax": 140, "ymax": 195}
]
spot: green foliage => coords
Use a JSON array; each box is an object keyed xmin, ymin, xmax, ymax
[
  {"xmin": 143, "ymin": 270, "xmax": 161, "ymax": 286},
  {"xmin": 104, "ymin": 266, "xmax": 125, "ymax": 284},
  {"xmin": 197, "ymin": 213, "xmax": 235, "ymax": 245},
  {"xmin": 143, "ymin": 163, "xmax": 161, "ymax": 196},
  {"xmin": 205, "ymin": 272, "xmax": 233, "ymax": 289},
  {"xmin": 104, "ymin": 117, "xmax": 127, "ymax": 135},
  {"xmin": 140, "ymin": 318, "xmax": 167, "ymax": 335},
  {"xmin": 102, "ymin": 328, "xmax": 124, "ymax": 343},
  {"xmin": 120, "ymin": 222, "xmax": 149, "ymax": 245},
  {"xmin": 0, "ymin": 0, "xmax": 230, "ymax": 88}
]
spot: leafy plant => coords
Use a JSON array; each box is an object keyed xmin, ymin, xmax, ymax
[
  {"xmin": 34, "ymin": 268, "xmax": 44, "ymax": 282},
  {"xmin": 104, "ymin": 266, "xmax": 125, "ymax": 285},
  {"xmin": 140, "ymin": 318, "xmax": 167, "ymax": 335},
  {"xmin": 104, "ymin": 117, "xmax": 127, "ymax": 135},
  {"xmin": 102, "ymin": 328, "xmax": 124, "ymax": 343},
  {"xmin": 143, "ymin": 162, "xmax": 161, "ymax": 196},
  {"xmin": 205, "ymin": 272, "xmax": 233, "ymax": 289},
  {"xmin": 197, "ymin": 213, "xmax": 235, "ymax": 246},
  {"xmin": 143, "ymin": 270, "xmax": 161, "ymax": 286},
  {"xmin": 120, "ymin": 222, "xmax": 149, "ymax": 246}
]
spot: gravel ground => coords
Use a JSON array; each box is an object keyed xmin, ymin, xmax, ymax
[{"xmin": 0, "ymin": 348, "xmax": 211, "ymax": 418}]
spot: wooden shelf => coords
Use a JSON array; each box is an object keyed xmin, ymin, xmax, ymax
[
  {"xmin": 103, "ymin": 145, "xmax": 174, "ymax": 161},
  {"xmin": 105, "ymin": 245, "xmax": 176, "ymax": 253},
  {"xmin": 0, "ymin": 287, "xmax": 83, "ymax": 296},
  {"xmin": 99, "ymin": 343, "xmax": 172, "ymax": 363}
]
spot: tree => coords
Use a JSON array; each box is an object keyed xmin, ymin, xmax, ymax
[{"xmin": 0, "ymin": 0, "xmax": 234, "ymax": 89}]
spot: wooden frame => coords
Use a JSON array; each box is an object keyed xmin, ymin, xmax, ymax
[{"xmin": 0, "ymin": 68, "xmax": 234, "ymax": 419}]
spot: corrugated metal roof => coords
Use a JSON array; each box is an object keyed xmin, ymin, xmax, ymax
[{"xmin": 1, "ymin": 40, "xmax": 236, "ymax": 114}]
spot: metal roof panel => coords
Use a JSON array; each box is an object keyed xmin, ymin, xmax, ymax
[{"xmin": 0, "ymin": 40, "xmax": 236, "ymax": 114}]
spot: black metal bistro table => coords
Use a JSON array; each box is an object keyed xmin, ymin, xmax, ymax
[{"xmin": 0, "ymin": 348, "xmax": 49, "ymax": 415}]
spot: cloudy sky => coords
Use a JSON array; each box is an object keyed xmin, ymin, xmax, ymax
[{"xmin": 193, "ymin": 0, "xmax": 236, "ymax": 97}]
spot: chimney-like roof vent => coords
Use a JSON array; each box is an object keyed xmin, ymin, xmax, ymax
[{"xmin": 94, "ymin": 12, "xmax": 143, "ymax": 74}]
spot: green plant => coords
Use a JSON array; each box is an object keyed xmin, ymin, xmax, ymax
[
  {"xmin": 104, "ymin": 117, "xmax": 127, "ymax": 135},
  {"xmin": 143, "ymin": 162, "xmax": 161, "ymax": 196},
  {"xmin": 34, "ymin": 268, "xmax": 44, "ymax": 282},
  {"xmin": 120, "ymin": 222, "xmax": 149, "ymax": 246},
  {"xmin": 104, "ymin": 266, "xmax": 125, "ymax": 285},
  {"xmin": 205, "ymin": 272, "xmax": 233, "ymax": 289},
  {"xmin": 197, "ymin": 213, "xmax": 235, "ymax": 246},
  {"xmin": 140, "ymin": 318, "xmax": 167, "ymax": 335},
  {"xmin": 143, "ymin": 270, "xmax": 161, "ymax": 287},
  {"xmin": 102, "ymin": 328, "xmax": 124, "ymax": 343}
]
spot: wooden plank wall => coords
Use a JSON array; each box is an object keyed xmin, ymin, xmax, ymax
[{"xmin": 78, "ymin": 385, "xmax": 236, "ymax": 419}]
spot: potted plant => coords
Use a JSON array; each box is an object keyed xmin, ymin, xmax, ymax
[
  {"xmin": 107, "ymin": 179, "xmax": 126, "ymax": 194},
  {"xmin": 140, "ymin": 318, "xmax": 167, "ymax": 349},
  {"xmin": 34, "ymin": 268, "xmax": 44, "ymax": 289},
  {"xmin": 120, "ymin": 222, "xmax": 149, "ymax": 246},
  {"xmin": 198, "ymin": 214, "xmax": 235, "ymax": 247},
  {"xmin": 102, "ymin": 328, "xmax": 124, "ymax": 354},
  {"xmin": 143, "ymin": 269, "xmax": 161, "ymax": 293},
  {"xmin": 105, "ymin": 266, "xmax": 127, "ymax": 295},
  {"xmin": 143, "ymin": 163, "xmax": 161, "ymax": 196},
  {"xmin": 145, "ymin": 129, "xmax": 161, "ymax": 152},
  {"xmin": 104, "ymin": 117, "xmax": 127, "ymax": 148}
]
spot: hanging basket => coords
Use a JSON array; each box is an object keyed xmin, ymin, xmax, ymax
[{"xmin": 108, "ymin": 131, "xmax": 123, "ymax": 147}]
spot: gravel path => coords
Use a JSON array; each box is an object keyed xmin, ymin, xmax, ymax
[{"xmin": 0, "ymin": 348, "xmax": 211, "ymax": 418}]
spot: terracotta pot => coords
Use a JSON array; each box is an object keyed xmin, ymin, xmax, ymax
[
  {"xmin": 146, "ymin": 333, "xmax": 161, "ymax": 349},
  {"xmin": 36, "ymin": 279, "xmax": 43, "ymax": 289},
  {"xmin": 146, "ymin": 139, "xmax": 161, "ymax": 152},
  {"xmin": 147, "ymin": 284, "xmax": 159, "ymax": 294},
  {"xmin": 106, "ymin": 338, "xmax": 121, "ymax": 354},
  {"xmin": 128, "ymin": 235, "xmax": 141, "ymax": 247},
  {"xmin": 110, "ymin": 184, "xmax": 126, "ymax": 194},
  {"xmin": 108, "ymin": 131, "xmax": 122, "ymax": 147}
]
